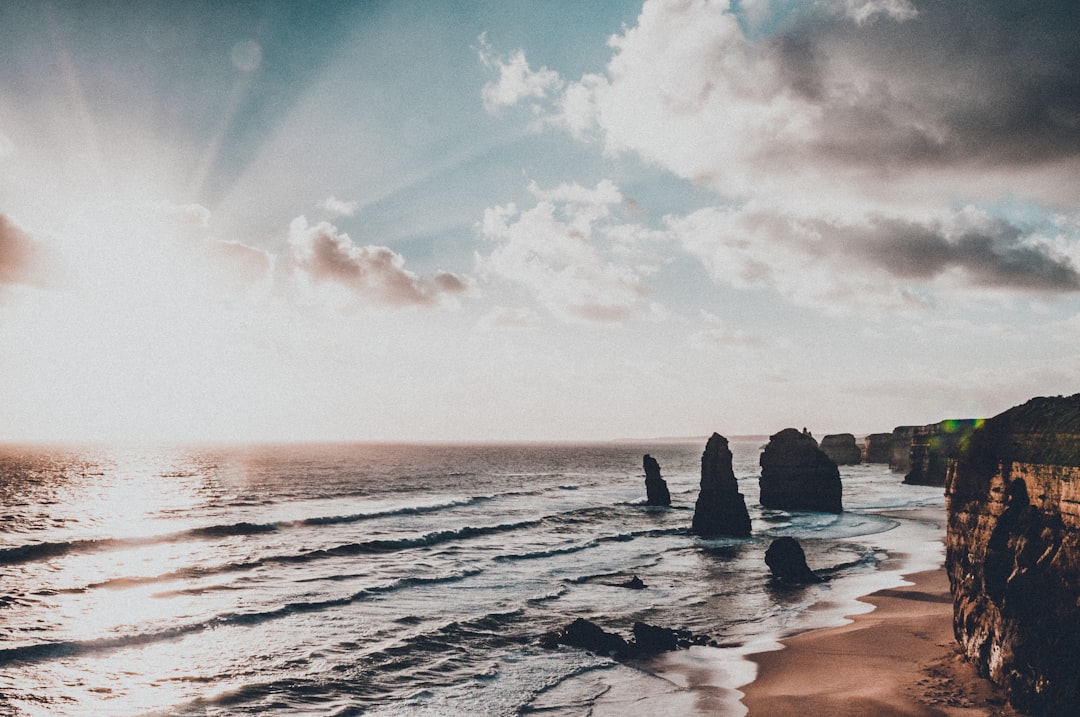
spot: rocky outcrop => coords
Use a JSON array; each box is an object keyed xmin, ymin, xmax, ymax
[
  {"xmin": 759, "ymin": 428, "xmax": 843, "ymax": 513},
  {"xmin": 765, "ymin": 536, "xmax": 822, "ymax": 584},
  {"xmin": 539, "ymin": 618, "xmax": 717, "ymax": 658},
  {"xmin": 691, "ymin": 433, "xmax": 752, "ymax": 537},
  {"xmin": 863, "ymin": 432, "xmax": 894, "ymax": 463},
  {"xmin": 890, "ymin": 426, "xmax": 919, "ymax": 473},
  {"xmin": 946, "ymin": 394, "xmax": 1080, "ymax": 716},
  {"xmin": 904, "ymin": 419, "xmax": 982, "ymax": 486},
  {"xmin": 820, "ymin": 433, "xmax": 861, "ymax": 465},
  {"xmin": 642, "ymin": 454, "xmax": 671, "ymax": 506}
]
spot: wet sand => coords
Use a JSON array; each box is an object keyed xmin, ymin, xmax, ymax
[{"xmin": 740, "ymin": 565, "xmax": 1019, "ymax": 716}]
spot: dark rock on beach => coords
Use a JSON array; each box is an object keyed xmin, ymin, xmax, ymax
[
  {"xmin": 539, "ymin": 617, "xmax": 629, "ymax": 657},
  {"xmin": 947, "ymin": 394, "xmax": 1080, "ymax": 716},
  {"xmin": 759, "ymin": 428, "xmax": 843, "ymax": 513},
  {"xmin": 540, "ymin": 618, "xmax": 718, "ymax": 659},
  {"xmin": 764, "ymin": 536, "xmax": 822, "ymax": 584},
  {"xmin": 820, "ymin": 433, "xmax": 861, "ymax": 465},
  {"xmin": 691, "ymin": 433, "xmax": 752, "ymax": 537},
  {"xmin": 642, "ymin": 454, "xmax": 671, "ymax": 506}
]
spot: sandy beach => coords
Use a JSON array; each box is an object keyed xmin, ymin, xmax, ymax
[{"xmin": 740, "ymin": 565, "xmax": 1019, "ymax": 716}]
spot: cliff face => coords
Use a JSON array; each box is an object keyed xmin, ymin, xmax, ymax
[
  {"xmin": 905, "ymin": 418, "xmax": 983, "ymax": 486},
  {"xmin": 890, "ymin": 426, "xmax": 918, "ymax": 473},
  {"xmin": 759, "ymin": 428, "xmax": 842, "ymax": 513},
  {"xmin": 863, "ymin": 432, "xmax": 894, "ymax": 463},
  {"xmin": 691, "ymin": 433, "xmax": 752, "ymax": 537},
  {"xmin": 946, "ymin": 394, "xmax": 1080, "ymax": 716},
  {"xmin": 820, "ymin": 433, "xmax": 861, "ymax": 465}
]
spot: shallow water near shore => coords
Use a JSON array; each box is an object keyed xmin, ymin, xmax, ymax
[{"xmin": 0, "ymin": 440, "xmax": 944, "ymax": 716}]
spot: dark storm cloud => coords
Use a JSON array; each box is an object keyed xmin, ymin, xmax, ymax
[
  {"xmin": 786, "ymin": 0, "xmax": 1080, "ymax": 170},
  {"xmin": 790, "ymin": 212, "xmax": 1075, "ymax": 291},
  {"xmin": 820, "ymin": 214, "xmax": 1080, "ymax": 292}
]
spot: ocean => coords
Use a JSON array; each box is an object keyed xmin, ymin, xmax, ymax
[{"xmin": 0, "ymin": 440, "xmax": 946, "ymax": 716}]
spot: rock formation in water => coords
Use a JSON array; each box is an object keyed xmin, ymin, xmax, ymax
[
  {"xmin": 764, "ymin": 536, "xmax": 822, "ymax": 584},
  {"xmin": 758, "ymin": 428, "xmax": 843, "ymax": 513},
  {"xmin": 946, "ymin": 394, "xmax": 1080, "ymax": 716},
  {"xmin": 642, "ymin": 454, "xmax": 671, "ymax": 506},
  {"xmin": 890, "ymin": 425, "xmax": 919, "ymax": 473},
  {"xmin": 820, "ymin": 433, "xmax": 861, "ymax": 465},
  {"xmin": 904, "ymin": 419, "xmax": 982, "ymax": 486},
  {"xmin": 691, "ymin": 433, "xmax": 752, "ymax": 537},
  {"xmin": 539, "ymin": 618, "xmax": 717, "ymax": 658},
  {"xmin": 863, "ymin": 432, "xmax": 894, "ymax": 463}
]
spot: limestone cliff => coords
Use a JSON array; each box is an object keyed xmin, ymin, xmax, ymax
[
  {"xmin": 863, "ymin": 432, "xmax": 894, "ymax": 463},
  {"xmin": 946, "ymin": 394, "xmax": 1080, "ymax": 716},
  {"xmin": 904, "ymin": 418, "xmax": 982, "ymax": 487},
  {"xmin": 642, "ymin": 454, "xmax": 671, "ymax": 506},
  {"xmin": 890, "ymin": 425, "xmax": 919, "ymax": 473},
  {"xmin": 759, "ymin": 428, "xmax": 842, "ymax": 513},
  {"xmin": 691, "ymin": 433, "xmax": 752, "ymax": 537},
  {"xmin": 820, "ymin": 433, "xmax": 861, "ymax": 465}
]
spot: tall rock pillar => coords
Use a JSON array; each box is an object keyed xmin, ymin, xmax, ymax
[{"xmin": 691, "ymin": 433, "xmax": 752, "ymax": 537}]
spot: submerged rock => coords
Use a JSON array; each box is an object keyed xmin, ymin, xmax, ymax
[
  {"xmin": 540, "ymin": 618, "xmax": 717, "ymax": 659},
  {"xmin": 642, "ymin": 454, "xmax": 671, "ymax": 506},
  {"xmin": 947, "ymin": 394, "xmax": 1080, "ymax": 716},
  {"xmin": 539, "ymin": 617, "xmax": 629, "ymax": 657},
  {"xmin": 820, "ymin": 433, "xmax": 861, "ymax": 465},
  {"xmin": 631, "ymin": 621, "xmax": 680, "ymax": 653},
  {"xmin": 691, "ymin": 433, "xmax": 752, "ymax": 537},
  {"xmin": 759, "ymin": 428, "xmax": 843, "ymax": 513},
  {"xmin": 764, "ymin": 536, "xmax": 821, "ymax": 584}
]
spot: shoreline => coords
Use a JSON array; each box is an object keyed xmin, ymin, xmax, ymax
[{"xmin": 739, "ymin": 561, "xmax": 1018, "ymax": 716}]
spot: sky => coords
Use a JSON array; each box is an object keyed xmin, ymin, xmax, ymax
[{"xmin": 1, "ymin": 0, "xmax": 1078, "ymax": 444}]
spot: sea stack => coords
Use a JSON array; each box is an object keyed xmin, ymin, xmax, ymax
[
  {"xmin": 691, "ymin": 433, "xmax": 752, "ymax": 537},
  {"xmin": 759, "ymin": 428, "xmax": 842, "ymax": 513},
  {"xmin": 946, "ymin": 394, "xmax": 1080, "ymax": 715},
  {"xmin": 819, "ymin": 433, "xmax": 861, "ymax": 465},
  {"xmin": 764, "ymin": 536, "xmax": 821, "ymax": 584},
  {"xmin": 863, "ymin": 432, "xmax": 894, "ymax": 463},
  {"xmin": 642, "ymin": 454, "xmax": 671, "ymax": 506}
]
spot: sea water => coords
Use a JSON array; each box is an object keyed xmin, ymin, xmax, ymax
[{"xmin": 0, "ymin": 440, "xmax": 945, "ymax": 716}]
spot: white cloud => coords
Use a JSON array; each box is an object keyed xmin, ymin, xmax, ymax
[
  {"xmin": 476, "ymin": 180, "xmax": 661, "ymax": 322},
  {"xmin": 478, "ymin": 33, "xmax": 563, "ymax": 113},
  {"xmin": 288, "ymin": 216, "xmax": 469, "ymax": 308},
  {"xmin": 838, "ymin": 0, "xmax": 918, "ymax": 25},
  {"xmin": 666, "ymin": 203, "xmax": 1080, "ymax": 313},
  {"xmin": 477, "ymin": 305, "xmax": 542, "ymax": 331},
  {"xmin": 0, "ymin": 129, "xmax": 13, "ymax": 159},
  {"xmin": 318, "ymin": 195, "xmax": 360, "ymax": 217},
  {"xmin": 690, "ymin": 324, "xmax": 766, "ymax": 351},
  {"xmin": 498, "ymin": 0, "xmax": 1080, "ymax": 212}
]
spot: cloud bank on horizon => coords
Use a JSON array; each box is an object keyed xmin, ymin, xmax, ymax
[{"xmin": 0, "ymin": 0, "xmax": 1078, "ymax": 442}]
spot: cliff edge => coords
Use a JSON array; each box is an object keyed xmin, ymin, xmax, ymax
[{"xmin": 946, "ymin": 394, "xmax": 1080, "ymax": 716}]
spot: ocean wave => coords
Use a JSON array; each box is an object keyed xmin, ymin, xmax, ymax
[
  {"xmin": 0, "ymin": 496, "xmax": 498, "ymax": 567},
  {"xmin": 84, "ymin": 520, "xmax": 540, "ymax": 591},
  {"xmin": 0, "ymin": 569, "xmax": 485, "ymax": 667}
]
